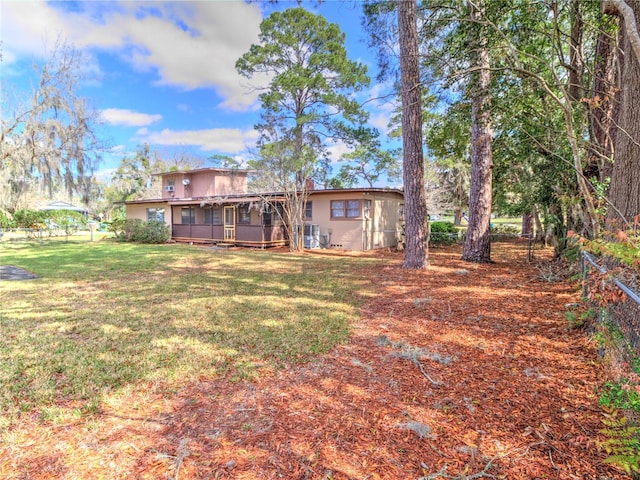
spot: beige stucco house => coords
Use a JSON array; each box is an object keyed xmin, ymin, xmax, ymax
[{"xmin": 125, "ymin": 168, "xmax": 404, "ymax": 251}]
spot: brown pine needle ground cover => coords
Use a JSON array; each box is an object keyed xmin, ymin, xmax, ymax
[{"xmin": 0, "ymin": 240, "xmax": 623, "ymax": 479}]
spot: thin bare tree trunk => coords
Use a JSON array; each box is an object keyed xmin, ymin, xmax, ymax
[
  {"xmin": 521, "ymin": 212, "xmax": 533, "ymax": 238},
  {"xmin": 533, "ymin": 206, "xmax": 545, "ymax": 243}
]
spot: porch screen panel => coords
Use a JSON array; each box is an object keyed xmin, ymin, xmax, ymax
[
  {"xmin": 238, "ymin": 205, "xmax": 251, "ymax": 224},
  {"xmin": 181, "ymin": 207, "xmax": 195, "ymax": 224},
  {"xmin": 203, "ymin": 207, "xmax": 222, "ymax": 225}
]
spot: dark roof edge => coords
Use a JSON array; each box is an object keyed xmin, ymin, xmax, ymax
[
  {"xmin": 124, "ymin": 187, "xmax": 403, "ymax": 205},
  {"xmin": 152, "ymin": 168, "xmax": 254, "ymax": 176}
]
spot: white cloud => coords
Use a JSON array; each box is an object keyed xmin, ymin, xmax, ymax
[
  {"xmin": 370, "ymin": 112, "xmax": 393, "ymax": 133},
  {"xmin": 3, "ymin": 1, "xmax": 265, "ymax": 111},
  {"xmin": 361, "ymin": 82, "xmax": 399, "ymax": 135},
  {"xmin": 326, "ymin": 142, "xmax": 354, "ymax": 163},
  {"xmin": 101, "ymin": 108, "xmax": 162, "ymax": 127},
  {"xmin": 138, "ymin": 127, "xmax": 259, "ymax": 153},
  {"xmin": 94, "ymin": 167, "xmax": 118, "ymax": 183}
]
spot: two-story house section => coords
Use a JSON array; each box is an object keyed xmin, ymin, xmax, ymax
[{"xmin": 125, "ymin": 168, "xmax": 404, "ymax": 251}]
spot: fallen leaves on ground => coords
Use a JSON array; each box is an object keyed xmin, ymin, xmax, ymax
[{"xmin": 0, "ymin": 240, "xmax": 624, "ymax": 479}]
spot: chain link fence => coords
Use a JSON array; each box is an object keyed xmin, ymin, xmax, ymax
[
  {"xmin": 582, "ymin": 251, "xmax": 640, "ymax": 371},
  {"xmin": 428, "ymin": 232, "xmax": 535, "ymax": 260},
  {"xmin": 1, "ymin": 226, "xmax": 102, "ymax": 244}
]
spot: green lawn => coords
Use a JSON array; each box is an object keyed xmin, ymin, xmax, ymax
[{"xmin": 0, "ymin": 240, "xmax": 376, "ymax": 427}]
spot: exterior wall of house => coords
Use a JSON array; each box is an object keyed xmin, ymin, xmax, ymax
[
  {"xmin": 161, "ymin": 170, "xmax": 248, "ymax": 199},
  {"xmin": 214, "ymin": 173, "xmax": 248, "ymax": 196},
  {"xmin": 306, "ymin": 191, "xmax": 402, "ymax": 250},
  {"xmin": 161, "ymin": 173, "xmax": 186, "ymax": 199},
  {"xmin": 370, "ymin": 193, "xmax": 403, "ymax": 249},
  {"xmin": 308, "ymin": 192, "xmax": 364, "ymax": 250},
  {"xmin": 185, "ymin": 172, "xmax": 215, "ymax": 198},
  {"xmin": 126, "ymin": 202, "xmax": 171, "ymax": 226}
]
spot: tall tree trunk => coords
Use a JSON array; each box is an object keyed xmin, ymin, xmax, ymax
[
  {"xmin": 568, "ymin": 0, "xmax": 584, "ymax": 102},
  {"xmin": 533, "ymin": 206, "xmax": 545, "ymax": 243},
  {"xmin": 521, "ymin": 211, "xmax": 533, "ymax": 238},
  {"xmin": 549, "ymin": 201, "xmax": 567, "ymax": 259},
  {"xmin": 454, "ymin": 208, "xmax": 463, "ymax": 226},
  {"xmin": 398, "ymin": 0, "xmax": 429, "ymax": 269},
  {"xmin": 462, "ymin": 1, "xmax": 493, "ymax": 264},
  {"xmin": 587, "ymin": 23, "xmax": 619, "ymax": 183},
  {"xmin": 606, "ymin": 0, "xmax": 640, "ymax": 226}
]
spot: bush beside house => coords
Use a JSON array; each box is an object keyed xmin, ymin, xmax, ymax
[{"xmin": 109, "ymin": 218, "xmax": 171, "ymax": 244}]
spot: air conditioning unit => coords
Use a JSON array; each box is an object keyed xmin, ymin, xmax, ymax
[
  {"xmin": 165, "ymin": 185, "xmax": 174, "ymax": 192},
  {"xmin": 304, "ymin": 224, "xmax": 320, "ymax": 249}
]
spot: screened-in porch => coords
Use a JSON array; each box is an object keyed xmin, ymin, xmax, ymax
[{"xmin": 170, "ymin": 200, "xmax": 288, "ymax": 248}]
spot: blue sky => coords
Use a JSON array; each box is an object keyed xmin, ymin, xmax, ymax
[{"xmin": 2, "ymin": 1, "xmax": 400, "ymax": 186}]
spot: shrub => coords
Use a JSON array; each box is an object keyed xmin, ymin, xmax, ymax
[
  {"xmin": 0, "ymin": 209, "xmax": 15, "ymax": 228},
  {"xmin": 45, "ymin": 210, "xmax": 87, "ymax": 236},
  {"xmin": 491, "ymin": 223, "xmax": 521, "ymax": 235},
  {"xmin": 106, "ymin": 218, "xmax": 127, "ymax": 239},
  {"xmin": 137, "ymin": 220, "xmax": 171, "ymax": 244},
  {"xmin": 430, "ymin": 221, "xmax": 459, "ymax": 245},
  {"xmin": 10, "ymin": 209, "xmax": 87, "ymax": 236},
  {"xmin": 111, "ymin": 219, "xmax": 170, "ymax": 243},
  {"xmin": 13, "ymin": 209, "xmax": 47, "ymax": 228}
]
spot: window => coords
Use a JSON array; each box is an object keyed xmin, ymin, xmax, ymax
[
  {"xmin": 204, "ymin": 206, "xmax": 222, "ymax": 224},
  {"xmin": 346, "ymin": 200, "xmax": 360, "ymax": 218},
  {"xmin": 147, "ymin": 208, "xmax": 165, "ymax": 222},
  {"xmin": 238, "ymin": 205, "xmax": 251, "ymax": 224},
  {"xmin": 331, "ymin": 200, "xmax": 361, "ymax": 219},
  {"xmin": 304, "ymin": 201, "xmax": 312, "ymax": 219},
  {"xmin": 331, "ymin": 200, "xmax": 345, "ymax": 218},
  {"xmin": 181, "ymin": 207, "xmax": 195, "ymax": 224}
]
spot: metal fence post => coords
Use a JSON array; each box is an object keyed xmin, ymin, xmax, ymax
[{"xmin": 581, "ymin": 250, "xmax": 588, "ymax": 299}]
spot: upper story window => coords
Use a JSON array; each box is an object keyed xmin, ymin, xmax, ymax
[
  {"xmin": 331, "ymin": 200, "xmax": 361, "ymax": 219},
  {"xmin": 164, "ymin": 179, "xmax": 176, "ymax": 193},
  {"xmin": 304, "ymin": 201, "xmax": 312, "ymax": 220}
]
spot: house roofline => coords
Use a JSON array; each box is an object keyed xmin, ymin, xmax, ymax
[
  {"xmin": 308, "ymin": 187, "xmax": 403, "ymax": 195},
  {"xmin": 124, "ymin": 187, "xmax": 404, "ymax": 206},
  {"xmin": 152, "ymin": 167, "xmax": 254, "ymax": 176},
  {"xmin": 125, "ymin": 192, "xmax": 287, "ymax": 206}
]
